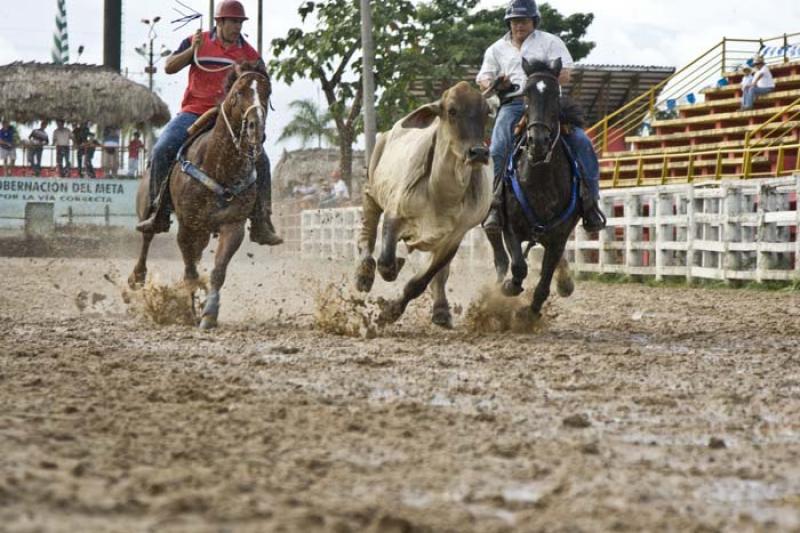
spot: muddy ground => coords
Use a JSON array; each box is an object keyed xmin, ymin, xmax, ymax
[{"xmin": 1, "ymin": 233, "xmax": 800, "ymax": 532}]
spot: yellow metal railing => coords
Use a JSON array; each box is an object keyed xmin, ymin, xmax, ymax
[
  {"xmin": 599, "ymin": 142, "xmax": 800, "ymax": 188},
  {"xmin": 744, "ymin": 95, "xmax": 800, "ymax": 177},
  {"xmin": 587, "ymin": 32, "xmax": 800, "ymax": 155}
]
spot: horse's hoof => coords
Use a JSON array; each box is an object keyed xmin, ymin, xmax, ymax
[
  {"xmin": 377, "ymin": 299, "xmax": 404, "ymax": 326},
  {"xmin": 355, "ymin": 257, "xmax": 376, "ymax": 293},
  {"xmin": 557, "ymin": 277, "xmax": 575, "ymax": 298},
  {"xmin": 127, "ymin": 271, "xmax": 145, "ymax": 290},
  {"xmin": 501, "ymin": 280, "xmax": 524, "ymax": 297},
  {"xmin": 431, "ymin": 306, "xmax": 453, "ymax": 329},
  {"xmin": 513, "ymin": 307, "xmax": 541, "ymax": 331},
  {"xmin": 199, "ymin": 315, "xmax": 218, "ymax": 330},
  {"xmin": 377, "ymin": 257, "xmax": 406, "ymax": 282}
]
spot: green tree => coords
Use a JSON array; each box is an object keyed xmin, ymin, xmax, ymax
[
  {"xmin": 278, "ymin": 98, "xmax": 337, "ymax": 149},
  {"xmin": 270, "ymin": 0, "xmax": 417, "ymax": 187},
  {"xmin": 380, "ymin": 1, "xmax": 595, "ymax": 126}
]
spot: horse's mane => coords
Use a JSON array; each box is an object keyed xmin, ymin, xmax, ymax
[{"xmin": 223, "ymin": 60, "xmax": 270, "ymax": 95}]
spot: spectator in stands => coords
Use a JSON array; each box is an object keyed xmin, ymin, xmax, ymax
[
  {"xmin": 293, "ymin": 174, "xmax": 318, "ymax": 200},
  {"xmin": 740, "ymin": 65, "xmax": 754, "ymax": 91},
  {"xmin": 102, "ymin": 125, "xmax": 121, "ymax": 177},
  {"xmin": 741, "ymin": 56, "xmax": 775, "ymax": 110},
  {"xmin": 73, "ymin": 121, "xmax": 90, "ymax": 176},
  {"xmin": 128, "ymin": 131, "xmax": 144, "ymax": 177},
  {"xmin": 28, "ymin": 121, "xmax": 49, "ymax": 177},
  {"xmin": 331, "ymin": 169, "xmax": 350, "ymax": 205},
  {"xmin": 53, "ymin": 120, "xmax": 72, "ymax": 177},
  {"xmin": 0, "ymin": 120, "xmax": 17, "ymax": 176}
]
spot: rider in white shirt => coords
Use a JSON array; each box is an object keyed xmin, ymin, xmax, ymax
[{"xmin": 478, "ymin": 0, "xmax": 606, "ymax": 233}]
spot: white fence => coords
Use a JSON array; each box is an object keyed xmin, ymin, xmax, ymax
[{"xmin": 298, "ymin": 176, "xmax": 800, "ymax": 283}]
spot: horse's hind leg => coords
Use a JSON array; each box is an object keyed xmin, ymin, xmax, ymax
[
  {"xmin": 128, "ymin": 231, "xmax": 154, "ymax": 289},
  {"xmin": 200, "ymin": 222, "xmax": 245, "ymax": 330},
  {"xmin": 430, "ymin": 261, "xmax": 453, "ymax": 329},
  {"xmin": 555, "ymin": 256, "xmax": 574, "ymax": 298},
  {"xmin": 355, "ymin": 191, "xmax": 382, "ymax": 293}
]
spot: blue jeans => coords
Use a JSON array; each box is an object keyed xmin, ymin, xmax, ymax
[
  {"xmin": 490, "ymin": 101, "xmax": 600, "ymax": 199},
  {"xmin": 742, "ymin": 86, "xmax": 773, "ymax": 109},
  {"xmin": 149, "ymin": 112, "xmax": 199, "ymax": 198}
]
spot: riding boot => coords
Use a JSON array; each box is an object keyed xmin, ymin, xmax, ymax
[
  {"xmin": 580, "ymin": 185, "xmax": 607, "ymax": 233},
  {"xmin": 249, "ymin": 154, "xmax": 283, "ymax": 246},
  {"xmin": 136, "ymin": 166, "xmax": 172, "ymax": 234},
  {"xmin": 483, "ymin": 173, "xmax": 504, "ymax": 235}
]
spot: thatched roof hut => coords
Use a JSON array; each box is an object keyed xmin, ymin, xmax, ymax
[{"xmin": 0, "ymin": 62, "xmax": 170, "ymax": 127}]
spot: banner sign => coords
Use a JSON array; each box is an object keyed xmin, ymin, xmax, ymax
[
  {"xmin": 760, "ymin": 42, "xmax": 800, "ymax": 60},
  {"xmin": 0, "ymin": 176, "xmax": 138, "ymax": 229}
]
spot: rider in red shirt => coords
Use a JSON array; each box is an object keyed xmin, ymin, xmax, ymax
[{"xmin": 137, "ymin": 0, "xmax": 282, "ymax": 245}]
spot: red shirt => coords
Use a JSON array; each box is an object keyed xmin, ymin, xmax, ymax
[
  {"xmin": 176, "ymin": 29, "xmax": 261, "ymax": 115},
  {"xmin": 128, "ymin": 139, "xmax": 144, "ymax": 159}
]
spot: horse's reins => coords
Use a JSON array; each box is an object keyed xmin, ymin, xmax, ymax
[{"xmin": 524, "ymin": 71, "xmax": 562, "ymax": 166}]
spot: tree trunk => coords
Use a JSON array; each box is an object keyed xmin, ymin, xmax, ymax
[{"xmin": 338, "ymin": 127, "xmax": 354, "ymax": 191}]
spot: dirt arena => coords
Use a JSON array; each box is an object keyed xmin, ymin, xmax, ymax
[{"xmin": 1, "ymin": 233, "xmax": 800, "ymax": 532}]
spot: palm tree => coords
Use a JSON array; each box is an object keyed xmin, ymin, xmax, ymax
[{"xmin": 278, "ymin": 99, "xmax": 337, "ymax": 148}]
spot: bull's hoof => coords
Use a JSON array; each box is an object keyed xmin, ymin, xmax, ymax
[
  {"xmin": 199, "ymin": 315, "xmax": 218, "ymax": 330},
  {"xmin": 128, "ymin": 270, "xmax": 146, "ymax": 290},
  {"xmin": 501, "ymin": 279, "xmax": 524, "ymax": 297},
  {"xmin": 377, "ymin": 298, "xmax": 404, "ymax": 326},
  {"xmin": 378, "ymin": 257, "xmax": 406, "ymax": 282},
  {"xmin": 556, "ymin": 276, "xmax": 575, "ymax": 298},
  {"xmin": 431, "ymin": 305, "xmax": 453, "ymax": 329},
  {"xmin": 355, "ymin": 257, "xmax": 376, "ymax": 293}
]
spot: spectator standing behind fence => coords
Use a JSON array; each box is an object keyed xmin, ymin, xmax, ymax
[
  {"xmin": 28, "ymin": 121, "xmax": 49, "ymax": 177},
  {"xmin": 128, "ymin": 131, "xmax": 144, "ymax": 177},
  {"xmin": 73, "ymin": 121, "xmax": 90, "ymax": 177},
  {"xmin": 53, "ymin": 120, "xmax": 72, "ymax": 177},
  {"xmin": 102, "ymin": 126, "xmax": 120, "ymax": 177},
  {"xmin": 320, "ymin": 169, "xmax": 350, "ymax": 208},
  {"xmin": 0, "ymin": 120, "xmax": 18, "ymax": 176},
  {"xmin": 741, "ymin": 56, "xmax": 775, "ymax": 110}
]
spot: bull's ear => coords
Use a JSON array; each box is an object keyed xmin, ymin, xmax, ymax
[
  {"xmin": 522, "ymin": 58, "xmax": 535, "ymax": 76},
  {"xmin": 550, "ymin": 58, "xmax": 563, "ymax": 77},
  {"xmin": 400, "ymin": 100, "xmax": 442, "ymax": 129}
]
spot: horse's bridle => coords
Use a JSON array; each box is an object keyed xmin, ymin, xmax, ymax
[
  {"xmin": 524, "ymin": 71, "xmax": 561, "ymax": 166},
  {"xmin": 220, "ymin": 71, "xmax": 270, "ymax": 157}
]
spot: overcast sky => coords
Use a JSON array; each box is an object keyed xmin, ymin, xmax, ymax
[{"xmin": 1, "ymin": 0, "xmax": 797, "ymax": 162}]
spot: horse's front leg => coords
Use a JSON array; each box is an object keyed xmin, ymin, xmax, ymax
[
  {"xmin": 177, "ymin": 224, "xmax": 210, "ymax": 286},
  {"xmin": 501, "ymin": 228, "xmax": 527, "ymax": 297},
  {"xmin": 200, "ymin": 222, "xmax": 245, "ymax": 330},
  {"xmin": 379, "ymin": 246, "xmax": 458, "ymax": 326},
  {"xmin": 484, "ymin": 227, "xmax": 509, "ymax": 284},
  {"xmin": 527, "ymin": 242, "xmax": 566, "ymax": 318}
]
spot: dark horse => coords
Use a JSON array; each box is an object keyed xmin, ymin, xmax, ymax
[
  {"xmin": 486, "ymin": 58, "xmax": 579, "ymax": 322},
  {"xmin": 129, "ymin": 61, "xmax": 271, "ymax": 329}
]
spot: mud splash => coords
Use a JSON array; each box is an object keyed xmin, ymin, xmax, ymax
[
  {"xmin": 464, "ymin": 284, "xmax": 551, "ymax": 334},
  {"xmin": 312, "ymin": 279, "xmax": 379, "ymax": 338},
  {"xmin": 123, "ymin": 275, "xmax": 208, "ymax": 326}
]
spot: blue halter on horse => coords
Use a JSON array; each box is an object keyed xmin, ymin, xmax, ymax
[{"xmin": 503, "ymin": 135, "xmax": 580, "ymax": 237}]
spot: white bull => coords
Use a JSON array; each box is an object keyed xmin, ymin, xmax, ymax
[{"xmin": 355, "ymin": 82, "xmax": 492, "ymax": 327}]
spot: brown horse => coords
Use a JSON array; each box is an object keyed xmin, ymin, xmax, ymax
[{"xmin": 129, "ymin": 61, "xmax": 271, "ymax": 329}]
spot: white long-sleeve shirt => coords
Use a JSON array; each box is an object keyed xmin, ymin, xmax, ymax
[{"xmin": 476, "ymin": 30, "xmax": 574, "ymax": 98}]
